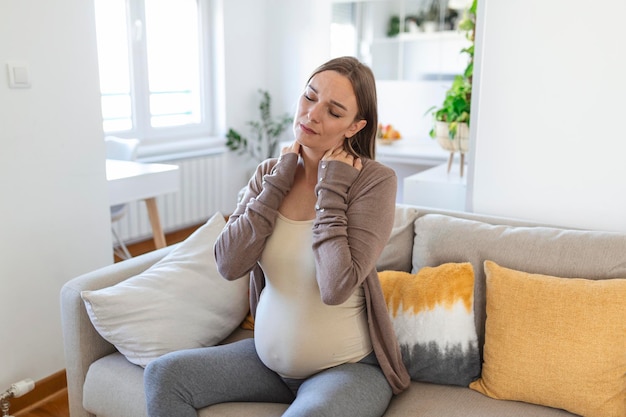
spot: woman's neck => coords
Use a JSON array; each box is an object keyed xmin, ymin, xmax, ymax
[{"xmin": 298, "ymin": 148, "xmax": 323, "ymax": 186}]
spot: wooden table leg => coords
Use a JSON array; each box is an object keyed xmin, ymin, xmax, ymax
[
  {"xmin": 460, "ymin": 153, "xmax": 465, "ymax": 177},
  {"xmin": 447, "ymin": 152, "xmax": 454, "ymax": 173},
  {"xmin": 144, "ymin": 197, "xmax": 166, "ymax": 249}
]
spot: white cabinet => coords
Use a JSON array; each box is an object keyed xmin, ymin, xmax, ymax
[
  {"xmin": 377, "ymin": 137, "xmax": 449, "ymax": 203},
  {"xmin": 370, "ymin": 31, "xmax": 469, "ymax": 81},
  {"xmin": 403, "ymin": 163, "xmax": 467, "ymax": 211}
]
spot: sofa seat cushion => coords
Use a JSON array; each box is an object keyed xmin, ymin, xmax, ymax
[
  {"xmin": 199, "ymin": 402, "xmax": 290, "ymax": 417},
  {"xmin": 84, "ymin": 328, "xmax": 256, "ymax": 417},
  {"xmin": 85, "ymin": 352, "xmax": 292, "ymax": 417},
  {"xmin": 384, "ymin": 382, "xmax": 579, "ymax": 417},
  {"xmin": 84, "ymin": 352, "xmax": 147, "ymax": 417},
  {"xmin": 200, "ymin": 382, "xmax": 579, "ymax": 417},
  {"xmin": 84, "ymin": 354, "xmax": 579, "ymax": 417}
]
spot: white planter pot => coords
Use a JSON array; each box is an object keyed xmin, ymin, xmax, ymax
[
  {"xmin": 435, "ymin": 121, "xmax": 469, "ymax": 153},
  {"xmin": 434, "ymin": 121, "xmax": 469, "ymax": 177},
  {"xmin": 421, "ymin": 21, "xmax": 438, "ymax": 33}
]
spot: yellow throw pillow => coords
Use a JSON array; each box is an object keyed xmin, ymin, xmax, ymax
[
  {"xmin": 379, "ymin": 263, "xmax": 480, "ymax": 386},
  {"xmin": 240, "ymin": 312, "xmax": 254, "ymax": 330},
  {"xmin": 469, "ymin": 261, "xmax": 626, "ymax": 417}
]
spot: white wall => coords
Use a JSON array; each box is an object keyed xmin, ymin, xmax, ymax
[
  {"xmin": 221, "ymin": 0, "xmax": 332, "ymax": 137},
  {"xmin": 266, "ymin": 0, "xmax": 333, "ymax": 118},
  {"xmin": 222, "ymin": 0, "xmax": 333, "ymax": 159},
  {"xmin": 0, "ymin": 0, "xmax": 112, "ymax": 389},
  {"xmin": 468, "ymin": 0, "xmax": 626, "ymax": 232},
  {"xmin": 222, "ymin": 0, "xmax": 269, "ymax": 132},
  {"xmin": 0, "ymin": 0, "xmax": 332, "ymax": 391}
]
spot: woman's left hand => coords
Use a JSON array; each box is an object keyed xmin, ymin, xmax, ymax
[{"xmin": 322, "ymin": 146, "xmax": 362, "ymax": 171}]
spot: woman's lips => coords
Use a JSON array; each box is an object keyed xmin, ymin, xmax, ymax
[{"xmin": 299, "ymin": 123, "xmax": 316, "ymax": 135}]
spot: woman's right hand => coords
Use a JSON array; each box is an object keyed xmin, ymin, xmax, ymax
[{"xmin": 280, "ymin": 140, "xmax": 301, "ymax": 156}]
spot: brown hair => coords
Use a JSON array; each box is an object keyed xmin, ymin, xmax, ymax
[{"xmin": 307, "ymin": 56, "xmax": 377, "ymax": 159}]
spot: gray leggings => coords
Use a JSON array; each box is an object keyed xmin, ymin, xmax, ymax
[{"xmin": 144, "ymin": 338, "xmax": 393, "ymax": 417}]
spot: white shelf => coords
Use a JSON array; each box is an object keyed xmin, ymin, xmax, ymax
[
  {"xmin": 372, "ymin": 30, "xmax": 466, "ymax": 44},
  {"xmin": 370, "ymin": 29, "xmax": 470, "ymax": 81},
  {"xmin": 376, "ymin": 136, "xmax": 448, "ymax": 167}
]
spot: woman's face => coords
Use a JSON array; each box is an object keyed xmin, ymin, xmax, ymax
[{"xmin": 293, "ymin": 70, "xmax": 366, "ymax": 153}]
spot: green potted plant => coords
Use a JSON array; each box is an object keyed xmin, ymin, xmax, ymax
[
  {"xmin": 387, "ymin": 15, "xmax": 401, "ymax": 37},
  {"xmin": 426, "ymin": 0, "xmax": 477, "ymax": 175},
  {"xmin": 226, "ymin": 89, "xmax": 293, "ymax": 162}
]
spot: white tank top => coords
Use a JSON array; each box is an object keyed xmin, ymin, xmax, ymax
[{"xmin": 254, "ymin": 213, "xmax": 372, "ymax": 379}]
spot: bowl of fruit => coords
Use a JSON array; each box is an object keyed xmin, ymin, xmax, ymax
[{"xmin": 376, "ymin": 123, "xmax": 402, "ymax": 145}]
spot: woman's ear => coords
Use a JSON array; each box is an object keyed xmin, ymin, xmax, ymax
[{"xmin": 345, "ymin": 119, "xmax": 367, "ymax": 139}]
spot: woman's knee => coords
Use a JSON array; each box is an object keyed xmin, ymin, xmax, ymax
[
  {"xmin": 284, "ymin": 363, "xmax": 392, "ymax": 417},
  {"xmin": 144, "ymin": 351, "xmax": 185, "ymax": 398},
  {"xmin": 145, "ymin": 351, "xmax": 174, "ymax": 380}
]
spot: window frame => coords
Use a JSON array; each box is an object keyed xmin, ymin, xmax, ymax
[{"xmin": 96, "ymin": 0, "xmax": 218, "ymax": 147}]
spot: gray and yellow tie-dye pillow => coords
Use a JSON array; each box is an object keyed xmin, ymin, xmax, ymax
[{"xmin": 379, "ymin": 263, "xmax": 480, "ymax": 386}]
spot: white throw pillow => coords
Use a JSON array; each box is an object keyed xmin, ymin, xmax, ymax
[{"xmin": 81, "ymin": 212, "xmax": 249, "ymax": 367}]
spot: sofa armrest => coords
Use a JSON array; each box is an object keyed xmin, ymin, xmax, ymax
[{"xmin": 60, "ymin": 246, "xmax": 175, "ymax": 417}]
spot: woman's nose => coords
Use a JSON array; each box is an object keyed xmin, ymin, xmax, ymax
[{"xmin": 308, "ymin": 103, "xmax": 322, "ymax": 123}]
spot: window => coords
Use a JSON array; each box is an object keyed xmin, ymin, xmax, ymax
[
  {"xmin": 330, "ymin": 3, "xmax": 358, "ymax": 58},
  {"xmin": 94, "ymin": 0, "xmax": 212, "ymax": 140}
]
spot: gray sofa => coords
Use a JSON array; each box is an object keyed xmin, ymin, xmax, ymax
[{"xmin": 61, "ymin": 204, "xmax": 626, "ymax": 417}]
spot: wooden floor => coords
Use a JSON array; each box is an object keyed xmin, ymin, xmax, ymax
[
  {"xmin": 14, "ymin": 389, "xmax": 69, "ymax": 417},
  {"xmin": 113, "ymin": 222, "xmax": 202, "ymax": 262},
  {"xmin": 13, "ymin": 223, "xmax": 201, "ymax": 417}
]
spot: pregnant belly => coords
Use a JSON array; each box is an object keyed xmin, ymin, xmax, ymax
[{"xmin": 254, "ymin": 287, "xmax": 371, "ymax": 379}]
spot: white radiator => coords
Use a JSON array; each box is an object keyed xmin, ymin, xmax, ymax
[{"xmin": 113, "ymin": 153, "xmax": 243, "ymax": 244}]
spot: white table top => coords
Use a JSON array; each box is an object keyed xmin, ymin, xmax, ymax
[
  {"xmin": 106, "ymin": 159, "xmax": 180, "ymax": 206},
  {"xmin": 376, "ymin": 136, "xmax": 449, "ymax": 166},
  {"xmin": 406, "ymin": 162, "xmax": 468, "ymax": 185}
]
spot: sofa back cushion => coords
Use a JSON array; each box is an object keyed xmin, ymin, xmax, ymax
[
  {"xmin": 412, "ymin": 214, "xmax": 626, "ymax": 353},
  {"xmin": 376, "ymin": 204, "xmax": 420, "ymax": 272}
]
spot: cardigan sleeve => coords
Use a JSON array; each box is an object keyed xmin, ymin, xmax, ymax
[
  {"xmin": 214, "ymin": 153, "xmax": 298, "ymax": 280},
  {"xmin": 312, "ymin": 159, "xmax": 409, "ymax": 393},
  {"xmin": 312, "ymin": 158, "xmax": 397, "ymax": 305}
]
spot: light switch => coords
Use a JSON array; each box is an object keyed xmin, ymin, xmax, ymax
[{"xmin": 7, "ymin": 62, "xmax": 31, "ymax": 88}]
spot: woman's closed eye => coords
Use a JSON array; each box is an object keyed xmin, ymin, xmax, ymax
[{"xmin": 304, "ymin": 93, "xmax": 342, "ymax": 118}]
